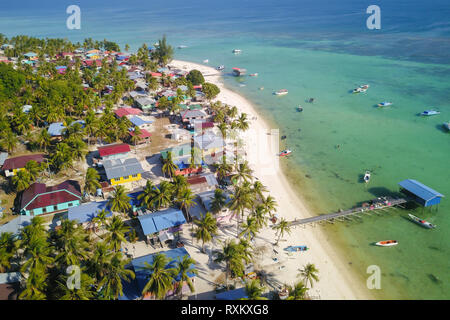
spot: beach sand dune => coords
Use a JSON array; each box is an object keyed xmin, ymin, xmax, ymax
[{"xmin": 169, "ymin": 60, "xmax": 372, "ymax": 300}]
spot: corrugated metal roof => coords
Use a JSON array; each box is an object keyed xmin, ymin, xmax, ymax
[
  {"xmin": 216, "ymin": 287, "xmax": 247, "ymax": 300},
  {"xmin": 0, "ymin": 272, "xmax": 22, "ymax": 284},
  {"xmin": 103, "ymin": 158, "xmax": 144, "ymax": 180},
  {"xmin": 398, "ymin": 179, "xmax": 444, "ymax": 201},
  {"xmin": 129, "ymin": 116, "xmax": 153, "ymax": 127},
  {"xmin": 0, "ymin": 152, "xmax": 9, "ymax": 167},
  {"xmin": 0, "ymin": 216, "xmax": 32, "ymax": 235},
  {"xmin": 98, "ymin": 143, "xmax": 130, "ymax": 158},
  {"xmin": 2, "ymin": 154, "xmax": 44, "ymax": 170},
  {"xmin": 137, "ymin": 208, "xmax": 186, "ymax": 235},
  {"xmin": 67, "ymin": 201, "xmax": 111, "ymax": 223},
  {"xmin": 131, "ymin": 247, "xmax": 194, "ymax": 293}
]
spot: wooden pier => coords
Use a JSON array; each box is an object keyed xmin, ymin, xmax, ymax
[{"xmin": 289, "ymin": 196, "xmax": 408, "ymax": 227}]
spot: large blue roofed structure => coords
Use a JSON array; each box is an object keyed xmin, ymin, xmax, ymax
[
  {"xmin": 215, "ymin": 287, "xmax": 247, "ymax": 300},
  {"xmin": 67, "ymin": 201, "xmax": 112, "ymax": 224},
  {"xmin": 131, "ymin": 247, "xmax": 195, "ymax": 294},
  {"xmin": 137, "ymin": 208, "xmax": 186, "ymax": 235},
  {"xmin": 398, "ymin": 179, "xmax": 444, "ymax": 207}
]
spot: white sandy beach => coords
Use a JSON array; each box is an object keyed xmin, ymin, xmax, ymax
[{"xmin": 158, "ymin": 60, "xmax": 373, "ymax": 300}]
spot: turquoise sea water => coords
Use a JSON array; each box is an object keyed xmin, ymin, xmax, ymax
[{"xmin": 1, "ymin": 0, "xmax": 449, "ymax": 299}]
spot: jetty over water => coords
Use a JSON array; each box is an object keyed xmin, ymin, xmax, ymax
[{"xmin": 289, "ymin": 196, "xmax": 408, "ymax": 227}]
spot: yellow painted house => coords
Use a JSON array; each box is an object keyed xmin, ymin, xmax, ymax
[{"xmin": 103, "ymin": 158, "xmax": 144, "ymax": 186}]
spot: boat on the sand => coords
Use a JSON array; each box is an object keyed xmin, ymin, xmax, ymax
[{"xmin": 284, "ymin": 246, "xmax": 308, "ymax": 252}]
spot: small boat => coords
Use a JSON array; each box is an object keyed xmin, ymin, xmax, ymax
[
  {"xmin": 378, "ymin": 101, "xmax": 393, "ymax": 107},
  {"xmin": 375, "ymin": 240, "xmax": 398, "ymax": 247},
  {"xmin": 284, "ymin": 246, "xmax": 308, "ymax": 252},
  {"xmin": 249, "ymin": 73, "xmax": 258, "ymax": 77},
  {"xmin": 203, "ymin": 59, "xmax": 209, "ymax": 64},
  {"xmin": 281, "ymin": 135, "xmax": 287, "ymax": 140},
  {"xmin": 274, "ymin": 89, "xmax": 288, "ymax": 96},
  {"xmin": 443, "ymin": 122, "xmax": 450, "ymax": 131},
  {"xmin": 216, "ymin": 65, "xmax": 225, "ymax": 71},
  {"xmin": 363, "ymin": 171, "xmax": 371, "ymax": 183},
  {"xmin": 420, "ymin": 110, "xmax": 440, "ymax": 116},
  {"xmin": 408, "ymin": 214, "xmax": 436, "ymax": 229},
  {"xmin": 279, "ymin": 149, "xmax": 292, "ymax": 157},
  {"xmin": 353, "ymin": 87, "xmax": 363, "ymax": 94},
  {"xmin": 177, "ymin": 45, "xmax": 188, "ymax": 49},
  {"xmin": 307, "ymin": 98, "xmax": 315, "ymax": 103},
  {"xmin": 361, "ymin": 84, "xmax": 370, "ymax": 89},
  {"xmin": 297, "ymin": 106, "xmax": 303, "ymax": 112},
  {"xmin": 259, "ymin": 87, "xmax": 264, "ymax": 90},
  {"xmin": 232, "ymin": 49, "xmax": 242, "ymax": 54}
]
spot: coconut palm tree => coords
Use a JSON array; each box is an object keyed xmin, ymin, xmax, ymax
[
  {"xmin": 261, "ymin": 195, "xmax": 278, "ymax": 214},
  {"xmin": 174, "ymin": 255, "xmax": 198, "ymax": 299},
  {"xmin": 240, "ymin": 279, "xmax": 267, "ymax": 300},
  {"xmin": 0, "ymin": 232, "xmax": 17, "ymax": 273},
  {"xmin": 11, "ymin": 169, "xmax": 31, "ymax": 192},
  {"xmin": 177, "ymin": 187, "xmax": 196, "ymax": 223},
  {"xmin": 53, "ymin": 219, "xmax": 90, "ymax": 267},
  {"xmin": 18, "ymin": 268, "xmax": 48, "ymax": 300},
  {"xmin": 150, "ymin": 181, "xmax": 174, "ymax": 210},
  {"xmin": 171, "ymin": 175, "xmax": 188, "ymax": 199},
  {"xmin": 287, "ymin": 281, "xmax": 309, "ymax": 300},
  {"xmin": 214, "ymin": 239, "xmax": 246, "ymax": 288},
  {"xmin": 210, "ymin": 189, "xmax": 227, "ymax": 214},
  {"xmin": 252, "ymin": 204, "xmax": 269, "ymax": 229},
  {"xmin": 194, "ymin": 212, "xmax": 218, "ymax": 253},
  {"xmin": 162, "ymin": 151, "xmax": 178, "ymax": 178},
  {"xmin": 137, "ymin": 180, "xmax": 156, "ymax": 209},
  {"xmin": 232, "ymin": 161, "xmax": 253, "ymax": 184},
  {"xmin": 228, "ymin": 181, "xmax": 255, "ymax": 233},
  {"xmin": 239, "ymin": 215, "xmax": 259, "ymax": 240},
  {"xmin": 252, "ymin": 181, "xmax": 268, "ymax": 201},
  {"xmin": 84, "ymin": 167, "xmax": 101, "ymax": 195},
  {"xmin": 215, "ymin": 156, "xmax": 233, "ymax": 182},
  {"xmin": 87, "ymin": 241, "xmax": 113, "ymax": 281},
  {"xmin": 57, "ymin": 272, "xmax": 95, "ymax": 300},
  {"xmin": 92, "ymin": 209, "xmax": 110, "ymax": 232},
  {"xmin": 1, "ymin": 130, "xmax": 18, "ymax": 153},
  {"xmin": 235, "ymin": 113, "xmax": 249, "ymax": 131},
  {"xmin": 97, "ymin": 252, "xmax": 135, "ymax": 300},
  {"xmin": 104, "ymin": 216, "xmax": 130, "ymax": 252},
  {"xmin": 273, "ymin": 218, "xmax": 291, "ymax": 245},
  {"xmin": 108, "ymin": 185, "xmax": 131, "ymax": 216},
  {"xmin": 298, "ymin": 263, "xmax": 319, "ymax": 288},
  {"xmin": 20, "ymin": 237, "xmax": 54, "ymax": 276},
  {"xmin": 36, "ymin": 128, "xmax": 51, "ymax": 152},
  {"xmin": 24, "ymin": 160, "xmax": 41, "ymax": 182},
  {"xmin": 141, "ymin": 253, "xmax": 176, "ymax": 300}
]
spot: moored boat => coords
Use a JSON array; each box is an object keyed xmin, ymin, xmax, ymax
[
  {"xmin": 203, "ymin": 59, "xmax": 209, "ymax": 63},
  {"xmin": 232, "ymin": 49, "xmax": 242, "ymax": 54},
  {"xmin": 297, "ymin": 105, "xmax": 303, "ymax": 112},
  {"xmin": 177, "ymin": 45, "xmax": 188, "ymax": 49},
  {"xmin": 363, "ymin": 171, "xmax": 371, "ymax": 183},
  {"xmin": 378, "ymin": 101, "xmax": 393, "ymax": 107},
  {"xmin": 444, "ymin": 122, "xmax": 450, "ymax": 131},
  {"xmin": 420, "ymin": 110, "xmax": 440, "ymax": 116},
  {"xmin": 408, "ymin": 214, "xmax": 436, "ymax": 229},
  {"xmin": 216, "ymin": 65, "xmax": 225, "ymax": 71},
  {"xmin": 375, "ymin": 240, "xmax": 398, "ymax": 247},
  {"xmin": 249, "ymin": 73, "xmax": 258, "ymax": 77},
  {"xmin": 279, "ymin": 149, "xmax": 292, "ymax": 157},
  {"xmin": 274, "ymin": 89, "xmax": 288, "ymax": 95}
]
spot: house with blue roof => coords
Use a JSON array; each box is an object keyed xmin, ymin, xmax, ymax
[
  {"xmin": 47, "ymin": 120, "xmax": 85, "ymax": 138},
  {"xmin": 0, "ymin": 215, "xmax": 32, "ymax": 237},
  {"xmin": 129, "ymin": 247, "xmax": 195, "ymax": 299},
  {"xmin": 129, "ymin": 116, "xmax": 153, "ymax": 130},
  {"xmin": 67, "ymin": 201, "xmax": 112, "ymax": 227},
  {"xmin": 398, "ymin": 179, "xmax": 444, "ymax": 207},
  {"xmin": 137, "ymin": 208, "xmax": 186, "ymax": 237}
]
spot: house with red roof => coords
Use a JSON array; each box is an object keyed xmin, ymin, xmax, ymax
[
  {"xmin": 2, "ymin": 154, "xmax": 45, "ymax": 177},
  {"xmin": 20, "ymin": 180, "xmax": 82, "ymax": 216},
  {"xmin": 114, "ymin": 107, "xmax": 143, "ymax": 118},
  {"xmin": 98, "ymin": 143, "xmax": 131, "ymax": 161},
  {"xmin": 129, "ymin": 128, "xmax": 152, "ymax": 145}
]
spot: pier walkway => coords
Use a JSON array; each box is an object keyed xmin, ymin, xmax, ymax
[{"xmin": 289, "ymin": 196, "xmax": 408, "ymax": 227}]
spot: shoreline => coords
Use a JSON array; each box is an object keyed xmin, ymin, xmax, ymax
[{"xmin": 170, "ymin": 59, "xmax": 373, "ymax": 300}]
